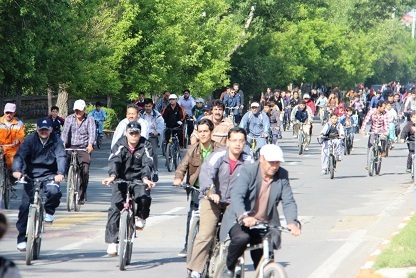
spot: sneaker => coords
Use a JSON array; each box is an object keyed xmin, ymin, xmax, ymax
[
  {"xmin": 178, "ymin": 247, "xmax": 187, "ymax": 258},
  {"xmin": 278, "ymin": 135, "xmax": 282, "ymax": 139},
  {"xmin": 135, "ymin": 217, "xmax": 146, "ymax": 229},
  {"xmin": 190, "ymin": 271, "xmax": 201, "ymax": 278},
  {"xmin": 107, "ymin": 243, "xmax": 118, "ymax": 256},
  {"xmin": 336, "ymin": 156, "xmax": 342, "ymax": 161},
  {"xmin": 45, "ymin": 213, "xmax": 54, "ymax": 223},
  {"xmin": 293, "ymin": 135, "xmax": 297, "ymax": 139},
  {"xmin": 17, "ymin": 242, "xmax": 27, "ymax": 252},
  {"xmin": 304, "ymin": 147, "xmax": 309, "ymax": 151},
  {"xmin": 152, "ymin": 172, "xmax": 159, "ymax": 182},
  {"xmin": 321, "ymin": 170, "xmax": 327, "ymax": 175},
  {"xmin": 406, "ymin": 168, "xmax": 411, "ymax": 173}
]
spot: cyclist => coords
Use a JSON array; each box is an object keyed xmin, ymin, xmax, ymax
[
  {"xmin": 173, "ymin": 118, "xmax": 224, "ymax": 258},
  {"xmin": 111, "ymin": 103, "xmax": 149, "ymax": 148},
  {"xmin": 13, "ymin": 118, "xmax": 66, "ymax": 252},
  {"xmin": 370, "ymin": 91, "xmax": 384, "ymax": 109},
  {"xmin": 162, "ymin": 94, "xmax": 186, "ymax": 148},
  {"xmin": 186, "ymin": 127, "xmax": 252, "ymax": 278},
  {"xmin": 190, "ymin": 100, "xmax": 233, "ymax": 146},
  {"xmin": 139, "ymin": 98, "xmax": 165, "ymax": 182},
  {"xmin": 61, "ymin": 99, "xmax": 95, "ymax": 204},
  {"xmin": 399, "ymin": 111, "xmax": 416, "ymax": 173},
  {"xmin": 219, "ymin": 144, "xmax": 301, "ymax": 277},
  {"xmin": 318, "ymin": 114, "xmax": 345, "ymax": 175},
  {"xmin": 102, "ymin": 121, "xmax": 155, "ymax": 256},
  {"xmin": 360, "ymin": 101, "xmax": 389, "ymax": 159},
  {"xmin": 316, "ymin": 92, "xmax": 328, "ymax": 124},
  {"xmin": 196, "ymin": 105, "xmax": 211, "ymax": 123},
  {"xmin": 290, "ymin": 100, "xmax": 313, "ymax": 150},
  {"xmin": 48, "ymin": 106, "xmax": 65, "ymax": 136},
  {"xmin": 178, "ymin": 89, "xmax": 196, "ymax": 140},
  {"xmin": 89, "ymin": 101, "xmax": 107, "ymax": 137},
  {"xmin": 0, "ymin": 103, "xmax": 25, "ymax": 171},
  {"xmin": 233, "ymin": 83, "xmax": 244, "ymax": 124},
  {"xmin": 385, "ymin": 102, "xmax": 398, "ymax": 147},
  {"xmin": 303, "ymin": 93, "xmax": 316, "ymax": 115},
  {"xmin": 192, "ymin": 98, "xmax": 205, "ymax": 122},
  {"xmin": 263, "ymin": 102, "xmax": 281, "ymax": 144},
  {"xmin": 223, "ymin": 88, "xmax": 240, "ymax": 124},
  {"xmin": 155, "ymin": 90, "xmax": 171, "ymax": 113},
  {"xmin": 239, "ymin": 102, "xmax": 270, "ymax": 154},
  {"xmin": 339, "ymin": 107, "xmax": 358, "ymax": 136}
]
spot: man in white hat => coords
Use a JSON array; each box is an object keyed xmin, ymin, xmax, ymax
[
  {"xmin": 0, "ymin": 102, "xmax": 25, "ymax": 171},
  {"xmin": 219, "ymin": 144, "xmax": 301, "ymax": 277},
  {"xmin": 161, "ymin": 93, "xmax": 186, "ymax": 147},
  {"xmin": 61, "ymin": 99, "xmax": 96, "ymax": 204}
]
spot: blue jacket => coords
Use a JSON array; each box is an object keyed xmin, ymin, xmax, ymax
[
  {"xmin": 239, "ymin": 111, "xmax": 270, "ymax": 136},
  {"xmin": 12, "ymin": 132, "xmax": 67, "ymax": 179},
  {"xmin": 224, "ymin": 94, "xmax": 241, "ymax": 116}
]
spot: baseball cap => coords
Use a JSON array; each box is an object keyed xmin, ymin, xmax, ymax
[
  {"xmin": 303, "ymin": 93, "xmax": 310, "ymax": 99},
  {"xmin": 4, "ymin": 103, "xmax": 16, "ymax": 113},
  {"xmin": 203, "ymin": 104, "xmax": 211, "ymax": 111},
  {"xmin": 73, "ymin": 99, "xmax": 86, "ymax": 111},
  {"xmin": 196, "ymin": 98, "xmax": 204, "ymax": 103},
  {"xmin": 169, "ymin": 94, "xmax": 178, "ymax": 100},
  {"xmin": 251, "ymin": 102, "xmax": 260, "ymax": 108},
  {"xmin": 37, "ymin": 118, "xmax": 52, "ymax": 130},
  {"xmin": 260, "ymin": 144, "xmax": 285, "ymax": 162},
  {"xmin": 126, "ymin": 121, "xmax": 141, "ymax": 133}
]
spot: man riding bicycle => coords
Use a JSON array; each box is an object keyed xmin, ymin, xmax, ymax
[
  {"xmin": 162, "ymin": 94, "xmax": 186, "ymax": 148},
  {"xmin": 89, "ymin": 101, "xmax": 107, "ymax": 137},
  {"xmin": 173, "ymin": 118, "xmax": 224, "ymax": 258},
  {"xmin": 290, "ymin": 100, "xmax": 313, "ymax": 150},
  {"xmin": 318, "ymin": 113, "xmax": 345, "ymax": 175},
  {"xmin": 102, "ymin": 121, "xmax": 155, "ymax": 256},
  {"xmin": 223, "ymin": 89, "xmax": 241, "ymax": 124},
  {"xmin": 219, "ymin": 144, "xmax": 301, "ymax": 278},
  {"xmin": 13, "ymin": 118, "xmax": 66, "ymax": 252},
  {"xmin": 186, "ymin": 127, "xmax": 252, "ymax": 278},
  {"xmin": 239, "ymin": 102, "xmax": 270, "ymax": 154}
]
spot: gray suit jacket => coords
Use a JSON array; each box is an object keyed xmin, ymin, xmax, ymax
[{"xmin": 219, "ymin": 161, "xmax": 298, "ymax": 249}]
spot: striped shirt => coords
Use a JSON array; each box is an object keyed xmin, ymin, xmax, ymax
[
  {"xmin": 360, "ymin": 109, "xmax": 389, "ymax": 134},
  {"xmin": 61, "ymin": 113, "xmax": 96, "ymax": 147}
]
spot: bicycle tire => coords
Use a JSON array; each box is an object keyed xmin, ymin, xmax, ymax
[
  {"xmin": 33, "ymin": 205, "xmax": 44, "ymax": 260},
  {"xmin": 344, "ymin": 137, "xmax": 348, "ymax": 155},
  {"xmin": 66, "ymin": 165, "xmax": 75, "ymax": 212},
  {"xmin": 347, "ymin": 135, "xmax": 352, "ymax": 155},
  {"xmin": 186, "ymin": 216, "xmax": 200, "ymax": 264},
  {"xmin": 119, "ymin": 211, "xmax": 129, "ymax": 271},
  {"xmin": 368, "ymin": 147, "xmax": 375, "ymax": 177},
  {"xmin": 262, "ymin": 262, "xmax": 288, "ymax": 278},
  {"xmin": 0, "ymin": 165, "xmax": 6, "ymax": 209},
  {"xmin": 74, "ymin": 168, "xmax": 82, "ymax": 212},
  {"xmin": 26, "ymin": 206, "xmax": 37, "ymax": 265},
  {"xmin": 329, "ymin": 155, "xmax": 335, "ymax": 179},
  {"xmin": 208, "ymin": 240, "xmax": 223, "ymax": 278},
  {"xmin": 213, "ymin": 260, "xmax": 228, "ymax": 278},
  {"xmin": 375, "ymin": 154, "xmax": 382, "ymax": 175},
  {"xmin": 298, "ymin": 132, "xmax": 304, "ymax": 155},
  {"xmin": 412, "ymin": 156, "xmax": 415, "ymax": 181},
  {"xmin": 166, "ymin": 143, "xmax": 173, "ymax": 172},
  {"xmin": 174, "ymin": 149, "xmax": 181, "ymax": 170},
  {"xmin": 97, "ymin": 136, "xmax": 101, "ymax": 149}
]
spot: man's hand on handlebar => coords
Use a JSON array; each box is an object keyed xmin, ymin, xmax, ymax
[
  {"xmin": 242, "ymin": 216, "xmax": 257, "ymax": 228},
  {"xmin": 173, "ymin": 178, "xmax": 182, "ymax": 187},
  {"xmin": 287, "ymin": 222, "xmax": 301, "ymax": 236},
  {"xmin": 177, "ymin": 121, "xmax": 183, "ymax": 126},
  {"xmin": 207, "ymin": 193, "xmax": 220, "ymax": 204},
  {"xmin": 261, "ymin": 132, "xmax": 269, "ymax": 138},
  {"xmin": 102, "ymin": 176, "xmax": 116, "ymax": 187},
  {"xmin": 12, "ymin": 171, "xmax": 22, "ymax": 180},
  {"xmin": 55, "ymin": 174, "xmax": 64, "ymax": 183},
  {"xmin": 142, "ymin": 178, "xmax": 156, "ymax": 189},
  {"xmin": 87, "ymin": 144, "xmax": 94, "ymax": 154}
]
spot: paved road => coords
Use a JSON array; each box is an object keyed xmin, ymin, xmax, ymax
[{"xmin": 0, "ymin": 123, "xmax": 413, "ymax": 278}]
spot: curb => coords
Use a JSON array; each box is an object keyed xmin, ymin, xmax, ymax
[{"xmin": 357, "ymin": 211, "xmax": 414, "ymax": 278}]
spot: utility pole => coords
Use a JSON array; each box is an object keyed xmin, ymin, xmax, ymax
[{"xmin": 412, "ymin": 13, "xmax": 416, "ymax": 39}]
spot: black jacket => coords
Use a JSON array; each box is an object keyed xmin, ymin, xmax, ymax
[
  {"xmin": 12, "ymin": 132, "xmax": 67, "ymax": 179},
  {"xmin": 108, "ymin": 136, "xmax": 153, "ymax": 181}
]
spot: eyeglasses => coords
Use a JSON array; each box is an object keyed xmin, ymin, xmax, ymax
[
  {"xmin": 228, "ymin": 139, "xmax": 245, "ymax": 144},
  {"xmin": 4, "ymin": 112, "xmax": 13, "ymax": 114},
  {"xmin": 251, "ymin": 106, "xmax": 259, "ymax": 109}
]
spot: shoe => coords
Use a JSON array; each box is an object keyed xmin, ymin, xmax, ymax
[
  {"xmin": 336, "ymin": 156, "xmax": 342, "ymax": 161},
  {"xmin": 45, "ymin": 213, "xmax": 54, "ymax": 223},
  {"xmin": 79, "ymin": 199, "xmax": 86, "ymax": 205},
  {"xmin": 406, "ymin": 168, "xmax": 411, "ymax": 173},
  {"xmin": 304, "ymin": 147, "xmax": 309, "ymax": 151},
  {"xmin": 390, "ymin": 145, "xmax": 395, "ymax": 150},
  {"xmin": 178, "ymin": 247, "xmax": 187, "ymax": 258},
  {"xmin": 17, "ymin": 242, "xmax": 27, "ymax": 252},
  {"xmin": 293, "ymin": 135, "xmax": 297, "ymax": 139},
  {"xmin": 321, "ymin": 170, "xmax": 327, "ymax": 175},
  {"xmin": 107, "ymin": 243, "xmax": 118, "ymax": 256},
  {"xmin": 152, "ymin": 172, "xmax": 159, "ymax": 182},
  {"xmin": 381, "ymin": 152, "xmax": 387, "ymax": 157},
  {"xmin": 278, "ymin": 135, "xmax": 282, "ymax": 139},
  {"xmin": 222, "ymin": 268, "xmax": 234, "ymax": 278},
  {"xmin": 190, "ymin": 271, "xmax": 201, "ymax": 278},
  {"xmin": 135, "ymin": 217, "xmax": 146, "ymax": 229}
]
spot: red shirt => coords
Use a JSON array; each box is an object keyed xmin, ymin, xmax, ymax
[{"xmin": 229, "ymin": 158, "xmax": 238, "ymax": 175}]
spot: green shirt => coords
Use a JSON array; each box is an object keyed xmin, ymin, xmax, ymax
[{"xmin": 195, "ymin": 143, "xmax": 212, "ymax": 187}]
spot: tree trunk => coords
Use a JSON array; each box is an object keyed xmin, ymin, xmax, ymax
[
  {"xmin": 47, "ymin": 85, "xmax": 53, "ymax": 113},
  {"xmin": 107, "ymin": 95, "xmax": 112, "ymax": 108},
  {"xmin": 56, "ymin": 83, "xmax": 69, "ymax": 117}
]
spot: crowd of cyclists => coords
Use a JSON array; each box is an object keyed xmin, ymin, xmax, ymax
[{"xmin": 1, "ymin": 80, "xmax": 416, "ymax": 277}]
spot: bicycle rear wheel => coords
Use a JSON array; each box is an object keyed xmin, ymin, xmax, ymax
[
  {"xmin": 329, "ymin": 155, "xmax": 335, "ymax": 179},
  {"xmin": 26, "ymin": 206, "xmax": 37, "ymax": 265},
  {"xmin": 298, "ymin": 132, "xmax": 304, "ymax": 155},
  {"xmin": 263, "ymin": 262, "xmax": 288, "ymax": 278},
  {"xmin": 119, "ymin": 211, "xmax": 129, "ymax": 270},
  {"xmin": 66, "ymin": 165, "xmax": 75, "ymax": 212},
  {"xmin": 165, "ymin": 143, "xmax": 173, "ymax": 172},
  {"xmin": 213, "ymin": 260, "xmax": 228, "ymax": 278},
  {"xmin": 74, "ymin": 168, "xmax": 82, "ymax": 212},
  {"xmin": 368, "ymin": 147, "xmax": 375, "ymax": 177},
  {"xmin": 186, "ymin": 216, "xmax": 200, "ymax": 264}
]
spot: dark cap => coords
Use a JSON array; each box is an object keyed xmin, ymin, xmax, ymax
[
  {"xmin": 203, "ymin": 105, "xmax": 211, "ymax": 111},
  {"xmin": 126, "ymin": 121, "xmax": 141, "ymax": 133},
  {"xmin": 37, "ymin": 118, "xmax": 52, "ymax": 130}
]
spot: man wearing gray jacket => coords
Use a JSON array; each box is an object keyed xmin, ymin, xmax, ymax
[{"xmin": 219, "ymin": 144, "xmax": 301, "ymax": 277}]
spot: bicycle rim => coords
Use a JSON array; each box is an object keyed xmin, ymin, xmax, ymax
[
  {"xmin": 298, "ymin": 133, "xmax": 304, "ymax": 155},
  {"xmin": 368, "ymin": 147, "xmax": 375, "ymax": 176},
  {"xmin": 26, "ymin": 206, "xmax": 37, "ymax": 265},
  {"xmin": 165, "ymin": 143, "xmax": 173, "ymax": 172},
  {"xmin": 33, "ymin": 206, "xmax": 43, "ymax": 260},
  {"xmin": 376, "ymin": 155, "xmax": 382, "ymax": 175},
  {"xmin": 186, "ymin": 217, "xmax": 200, "ymax": 264},
  {"xmin": 263, "ymin": 262, "xmax": 288, "ymax": 278},
  {"xmin": 174, "ymin": 150, "xmax": 181, "ymax": 170},
  {"xmin": 126, "ymin": 213, "xmax": 135, "ymax": 265},
  {"xmin": 119, "ymin": 211, "xmax": 128, "ymax": 270},
  {"xmin": 66, "ymin": 166, "xmax": 74, "ymax": 212},
  {"xmin": 329, "ymin": 155, "xmax": 335, "ymax": 179},
  {"xmin": 74, "ymin": 169, "xmax": 82, "ymax": 212}
]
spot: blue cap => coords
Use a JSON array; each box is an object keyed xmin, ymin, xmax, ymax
[
  {"xmin": 37, "ymin": 118, "xmax": 52, "ymax": 130},
  {"xmin": 126, "ymin": 121, "xmax": 141, "ymax": 133},
  {"xmin": 203, "ymin": 105, "xmax": 211, "ymax": 111}
]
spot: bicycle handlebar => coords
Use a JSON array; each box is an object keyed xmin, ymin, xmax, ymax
[
  {"xmin": 111, "ymin": 179, "xmax": 147, "ymax": 187},
  {"xmin": 65, "ymin": 148, "xmax": 88, "ymax": 152},
  {"xmin": 16, "ymin": 175, "xmax": 56, "ymax": 185},
  {"xmin": 173, "ymin": 183, "xmax": 201, "ymax": 193}
]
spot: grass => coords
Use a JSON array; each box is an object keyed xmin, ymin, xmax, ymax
[{"xmin": 373, "ymin": 215, "xmax": 416, "ymax": 270}]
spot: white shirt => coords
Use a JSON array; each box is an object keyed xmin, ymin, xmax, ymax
[
  {"xmin": 178, "ymin": 96, "xmax": 196, "ymax": 115},
  {"xmin": 111, "ymin": 118, "xmax": 149, "ymax": 149}
]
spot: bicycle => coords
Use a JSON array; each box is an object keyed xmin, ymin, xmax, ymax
[
  {"xmin": 17, "ymin": 175, "xmax": 56, "ymax": 265},
  {"xmin": 0, "ymin": 143, "xmax": 17, "ymax": 209},
  {"xmin": 247, "ymin": 135, "xmax": 260, "ymax": 160},
  {"xmin": 319, "ymin": 136, "xmax": 340, "ymax": 179},
  {"xmin": 94, "ymin": 120, "xmax": 103, "ymax": 149},
  {"xmin": 165, "ymin": 127, "xmax": 182, "ymax": 172},
  {"xmin": 294, "ymin": 122, "xmax": 308, "ymax": 155},
  {"xmin": 65, "ymin": 148, "xmax": 87, "ymax": 212},
  {"xmin": 343, "ymin": 126, "xmax": 355, "ymax": 155},
  {"xmin": 214, "ymin": 223, "xmax": 291, "ymax": 278},
  {"xmin": 282, "ymin": 107, "xmax": 291, "ymax": 131},
  {"xmin": 226, "ymin": 107, "xmax": 238, "ymax": 126},
  {"xmin": 367, "ymin": 132, "xmax": 384, "ymax": 176},
  {"xmin": 318, "ymin": 106, "xmax": 329, "ymax": 125},
  {"xmin": 111, "ymin": 179, "xmax": 146, "ymax": 271}
]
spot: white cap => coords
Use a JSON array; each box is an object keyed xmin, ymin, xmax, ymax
[
  {"xmin": 73, "ymin": 99, "xmax": 86, "ymax": 111},
  {"xmin": 303, "ymin": 93, "xmax": 310, "ymax": 99},
  {"xmin": 196, "ymin": 98, "xmax": 204, "ymax": 103},
  {"xmin": 4, "ymin": 103, "xmax": 16, "ymax": 113},
  {"xmin": 169, "ymin": 94, "xmax": 178, "ymax": 100},
  {"xmin": 260, "ymin": 144, "xmax": 285, "ymax": 162},
  {"xmin": 250, "ymin": 102, "xmax": 260, "ymax": 107}
]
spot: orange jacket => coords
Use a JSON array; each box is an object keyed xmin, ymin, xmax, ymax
[{"xmin": 0, "ymin": 116, "xmax": 25, "ymax": 147}]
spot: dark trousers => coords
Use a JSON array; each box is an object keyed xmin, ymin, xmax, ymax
[
  {"xmin": 407, "ymin": 142, "xmax": 415, "ymax": 169},
  {"xmin": 186, "ymin": 118, "xmax": 194, "ymax": 139},
  {"xmin": 67, "ymin": 147, "xmax": 91, "ymax": 200},
  {"xmin": 164, "ymin": 128, "xmax": 184, "ymax": 147},
  {"xmin": 226, "ymin": 223, "xmax": 264, "ymax": 271},
  {"xmin": 105, "ymin": 182, "xmax": 152, "ymax": 244},
  {"xmin": 16, "ymin": 179, "xmax": 62, "ymax": 243},
  {"xmin": 183, "ymin": 189, "xmax": 200, "ymax": 248}
]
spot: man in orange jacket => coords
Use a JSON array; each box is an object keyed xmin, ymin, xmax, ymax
[{"xmin": 0, "ymin": 103, "xmax": 25, "ymax": 170}]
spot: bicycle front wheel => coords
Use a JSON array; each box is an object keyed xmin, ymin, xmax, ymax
[
  {"xmin": 186, "ymin": 216, "xmax": 200, "ymax": 264},
  {"xmin": 26, "ymin": 206, "xmax": 37, "ymax": 265},
  {"xmin": 329, "ymin": 155, "xmax": 335, "ymax": 179},
  {"xmin": 66, "ymin": 165, "xmax": 75, "ymax": 212},
  {"xmin": 119, "ymin": 211, "xmax": 129, "ymax": 271},
  {"xmin": 262, "ymin": 262, "xmax": 288, "ymax": 278},
  {"xmin": 213, "ymin": 260, "xmax": 228, "ymax": 278},
  {"xmin": 33, "ymin": 205, "xmax": 44, "ymax": 260},
  {"xmin": 165, "ymin": 143, "xmax": 174, "ymax": 172},
  {"xmin": 174, "ymin": 149, "xmax": 181, "ymax": 170},
  {"xmin": 368, "ymin": 147, "xmax": 375, "ymax": 177},
  {"xmin": 375, "ymin": 154, "xmax": 382, "ymax": 175},
  {"xmin": 298, "ymin": 132, "xmax": 304, "ymax": 155}
]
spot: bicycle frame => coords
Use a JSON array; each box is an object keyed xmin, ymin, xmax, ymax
[{"xmin": 65, "ymin": 148, "xmax": 87, "ymax": 211}]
